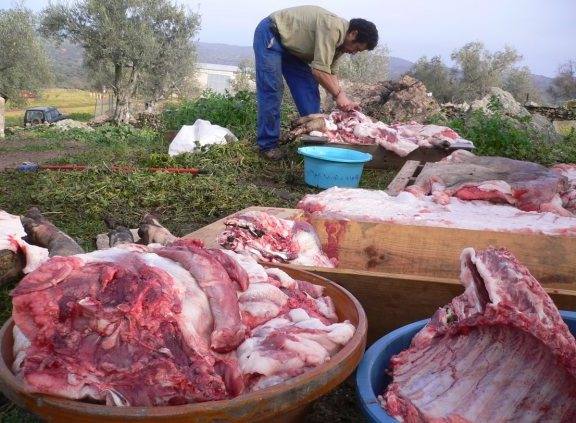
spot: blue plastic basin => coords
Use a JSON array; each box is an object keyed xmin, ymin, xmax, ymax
[
  {"xmin": 298, "ymin": 146, "xmax": 372, "ymax": 189},
  {"xmin": 356, "ymin": 310, "xmax": 576, "ymax": 423}
]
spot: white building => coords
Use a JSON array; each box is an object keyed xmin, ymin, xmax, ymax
[{"xmin": 196, "ymin": 63, "xmax": 239, "ymax": 93}]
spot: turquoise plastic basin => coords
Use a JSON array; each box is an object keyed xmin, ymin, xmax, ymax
[{"xmin": 298, "ymin": 146, "xmax": 372, "ymax": 189}]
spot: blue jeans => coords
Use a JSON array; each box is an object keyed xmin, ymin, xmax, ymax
[{"xmin": 253, "ymin": 17, "xmax": 321, "ymax": 152}]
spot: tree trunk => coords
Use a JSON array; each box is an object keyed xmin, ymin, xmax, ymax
[
  {"xmin": 0, "ymin": 96, "xmax": 5, "ymax": 139},
  {"xmin": 112, "ymin": 64, "xmax": 139, "ymax": 124}
]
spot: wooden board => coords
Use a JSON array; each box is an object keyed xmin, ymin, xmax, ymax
[
  {"xmin": 185, "ymin": 207, "xmax": 576, "ymax": 343},
  {"xmin": 300, "ymin": 137, "xmax": 474, "ymax": 170},
  {"xmin": 385, "ymin": 160, "xmax": 422, "ymax": 195},
  {"xmin": 309, "ymin": 216, "xmax": 576, "ymax": 290}
]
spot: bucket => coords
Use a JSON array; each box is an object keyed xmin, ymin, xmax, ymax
[
  {"xmin": 355, "ymin": 310, "xmax": 576, "ymax": 423},
  {"xmin": 298, "ymin": 146, "xmax": 372, "ymax": 189}
]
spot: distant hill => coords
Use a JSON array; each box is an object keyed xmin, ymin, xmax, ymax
[
  {"xmin": 44, "ymin": 40, "xmax": 89, "ymax": 89},
  {"xmin": 43, "ymin": 41, "xmax": 554, "ymax": 103},
  {"xmin": 196, "ymin": 42, "xmax": 415, "ymax": 79}
]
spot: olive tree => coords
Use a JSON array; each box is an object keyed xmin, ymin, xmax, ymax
[
  {"xmin": 502, "ymin": 66, "xmax": 541, "ymax": 103},
  {"xmin": 451, "ymin": 42, "xmax": 523, "ymax": 101},
  {"xmin": 337, "ymin": 46, "xmax": 390, "ymax": 83},
  {"xmin": 409, "ymin": 56, "xmax": 458, "ymax": 103},
  {"xmin": 41, "ymin": 0, "xmax": 200, "ymax": 123},
  {"xmin": 0, "ymin": 6, "xmax": 51, "ymax": 137},
  {"xmin": 548, "ymin": 61, "xmax": 576, "ymax": 104}
]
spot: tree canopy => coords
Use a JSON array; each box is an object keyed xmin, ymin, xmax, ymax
[
  {"xmin": 41, "ymin": 0, "xmax": 200, "ymax": 122},
  {"xmin": 548, "ymin": 61, "xmax": 576, "ymax": 104},
  {"xmin": 0, "ymin": 6, "xmax": 51, "ymax": 103}
]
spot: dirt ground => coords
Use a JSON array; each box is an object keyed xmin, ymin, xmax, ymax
[{"xmin": 0, "ymin": 138, "xmax": 85, "ymax": 171}]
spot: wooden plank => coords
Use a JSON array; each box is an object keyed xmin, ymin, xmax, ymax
[
  {"xmin": 184, "ymin": 206, "xmax": 302, "ymax": 248},
  {"xmin": 309, "ymin": 217, "xmax": 576, "ymax": 291},
  {"xmin": 385, "ymin": 160, "xmax": 421, "ymax": 195}
]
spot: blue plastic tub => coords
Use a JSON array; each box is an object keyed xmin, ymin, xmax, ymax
[
  {"xmin": 298, "ymin": 146, "xmax": 372, "ymax": 189},
  {"xmin": 356, "ymin": 310, "xmax": 576, "ymax": 423}
]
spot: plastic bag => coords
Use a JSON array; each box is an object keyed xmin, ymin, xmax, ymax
[{"xmin": 168, "ymin": 119, "xmax": 238, "ymax": 156}]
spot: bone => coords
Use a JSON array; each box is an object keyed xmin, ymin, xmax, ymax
[
  {"xmin": 20, "ymin": 208, "xmax": 84, "ymax": 256},
  {"xmin": 284, "ymin": 114, "xmax": 328, "ymax": 142},
  {"xmin": 138, "ymin": 214, "xmax": 177, "ymax": 245},
  {"xmin": 104, "ymin": 217, "xmax": 135, "ymax": 247}
]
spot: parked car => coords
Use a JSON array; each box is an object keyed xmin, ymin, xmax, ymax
[{"xmin": 24, "ymin": 107, "xmax": 65, "ymax": 126}]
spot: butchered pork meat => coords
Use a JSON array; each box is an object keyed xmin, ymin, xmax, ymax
[
  {"xmin": 381, "ymin": 247, "xmax": 576, "ymax": 422},
  {"xmin": 406, "ymin": 150, "xmax": 573, "ymax": 216},
  {"xmin": 0, "ymin": 210, "xmax": 48, "ymax": 274},
  {"xmin": 10, "ymin": 240, "xmax": 354, "ymax": 406},
  {"xmin": 218, "ymin": 210, "xmax": 336, "ymax": 267}
]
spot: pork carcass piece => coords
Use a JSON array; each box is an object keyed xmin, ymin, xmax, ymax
[
  {"xmin": 381, "ymin": 247, "xmax": 576, "ymax": 422},
  {"xmin": 0, "ymin": 210, "xmax": 48, "ymax": 273},
  {"xmin": 21, "ymin": 207, "xmax": 84, "ymax": 256},
  {"xmin": 298, "ymin": 187, "xmax": 576, "ymax": 236},
  {"xmin": 238, "ymin": 308, "xmax": 354, "ymax": 391},
  {"xmin": 407, "ymin": 150, "xmax": 572, "ymax": 215},
  {"xmin": 218, "ymin": 211, "xmax": 336, "ymax": 267},
  {"xmin": 11, "ymin": 241, "xmax": 354, "ymax": 405},
  {"xmin": 303, "ymin": 110, "xmax": 471, "ymax": 157},
  {"xmin": 552, "ymin": 163, "xmax": 576, "ymax": 213},
  {"xmin": 11, "ymin": 247, "xmax": 234, "ymax": 406}
]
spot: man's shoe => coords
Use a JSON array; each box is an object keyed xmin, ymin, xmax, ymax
[{"xmin": 260, "ymin": 148, "xmax": 286, "ymax": 161}]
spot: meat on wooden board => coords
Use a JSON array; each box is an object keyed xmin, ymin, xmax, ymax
[
  {"xmin": 290, "ymin": 110, "xmax": 472, "ymax": 157},
  {"xmin": 407, "ymin": 150, "xmax": 574, "ymax": 216},
  {"xmin": 298, "ymin": 187, "xmax": 576, "ymax": 236},
  {"xmin": 381, "ymin": 247, "xmax": 576, "ymax": 422},
  {"xmin": 218, "ymin": 210, "xmax": 337, "ymax": 267},
  {"xmin": 10, "ymin": 242, "xmax": 354, "ymax": 406}
]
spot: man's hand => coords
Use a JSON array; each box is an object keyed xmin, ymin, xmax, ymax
[{"xmin": 335, "ymin": 92, "xmax": 359, "ymax": 112}]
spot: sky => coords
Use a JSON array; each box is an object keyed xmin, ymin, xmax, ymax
[{"xmin": 1, "ymin": 0, "xmax": 575, "ymax": 77}]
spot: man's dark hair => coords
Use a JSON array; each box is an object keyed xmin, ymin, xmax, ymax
[{"xmin": 348, "ymin": 18, "xmax": 378, "ymax": 50}]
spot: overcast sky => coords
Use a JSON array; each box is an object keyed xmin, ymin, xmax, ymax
[{"xmin": 1, "ymin": 0, "xmax": 574, "ymax": 77}]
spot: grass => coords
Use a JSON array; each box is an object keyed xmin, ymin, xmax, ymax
[{"xmin": 5, "ymin": 88, "xmax": 96, "ymax": 126}]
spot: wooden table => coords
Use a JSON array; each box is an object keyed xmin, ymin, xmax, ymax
[{"xmin": 184, "ymin": 206, "xmax": 576, "ymax": 344}]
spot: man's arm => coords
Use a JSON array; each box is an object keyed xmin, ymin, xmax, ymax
[{"xmin": 311, "ymin": 68, "xmax": 359, "ymax": 111}]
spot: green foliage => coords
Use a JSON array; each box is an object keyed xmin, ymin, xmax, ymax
[
  {"xmin": 163, "ymin": 91, "xmax": 264, "ymax": 140},
  {"xmin": 448, "ymin": 109, "xmax": 576, "ymax": 165},
  {"xmin": 0, "ymin": 6, "xmax": 52, "ymax": 102},
  {"xmin": 41, "ymin": 0, "xmax": 200, "ymax": 122},
  {"xmin": 66, "ymin": 112, "xmax": 93, "ymax": 122},
  {"xmin": 409, "ymin": 42, "xmax": 540, "ymax": 103},
  {"xmin": 409, "ymin": 56, "xmax": 457, "ymax": 102},
  {"xmin": 337, "ymin": 46, "xmax": 390, "ymax": 83},
  {"xmin": 548, "ymin": 60, "xmax": 576, "ymax": 104}
]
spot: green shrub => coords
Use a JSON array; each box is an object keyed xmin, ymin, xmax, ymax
[
  {"xmin": 163, "ymin": 90, "xmax": 297, "ymax": 140},
  {"xmin": 67, "ymin": 112, "xmax": 93, "ymax": 122},
  {"xmin": 5, "ymin": 115, "xmax": 22, "ymax": 128}
]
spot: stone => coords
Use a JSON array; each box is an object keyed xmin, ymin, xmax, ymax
[{"xmin": 470, "ymin": 87, "xmax": 530, "ymax": 118}]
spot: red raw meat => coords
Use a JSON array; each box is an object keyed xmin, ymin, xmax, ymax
[
  {"xmin": 218, "ymin": 211, "xmax": 336, "ymax": 268},
  {"xmin": 381, "ymin": 247, "xmax": 576, "ymax": 422},
  {"xmin": 407, "ymin": 150, "xmax": 572, "ymax": 215},
  {"xmin": 12, "ymin": 253, "xmax": 231, "ymax": 406},
  {"xmin": 313, "ymin": 110, "xmax": 470, "ymax": 157},
  {"xmin": 156, "ymin": 244, "xmax": 248, "ymax": 353},
  {"xmin": 10, "ymin": 243, "xmax": 355, "ymax": 406}
]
